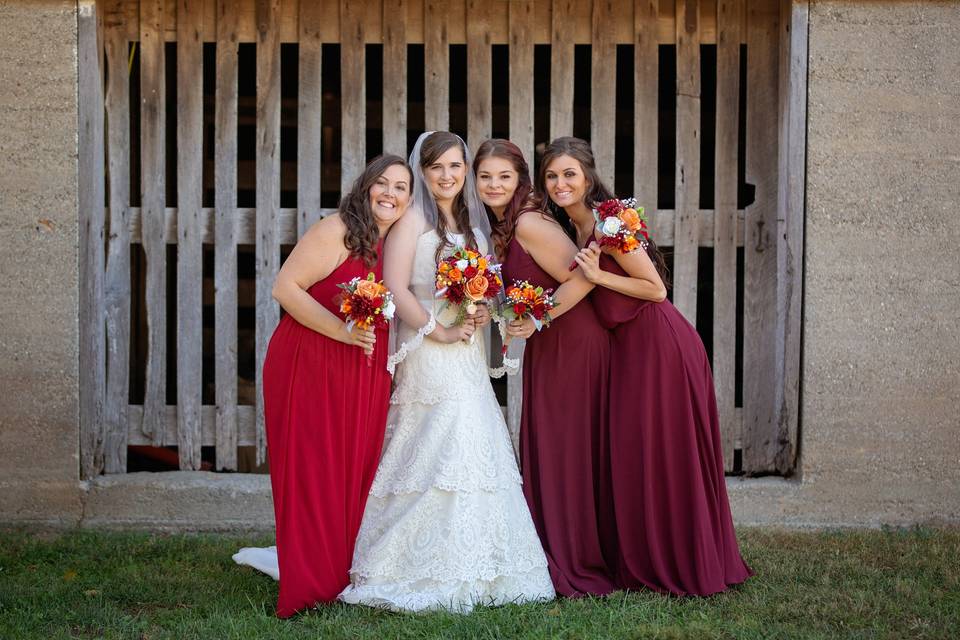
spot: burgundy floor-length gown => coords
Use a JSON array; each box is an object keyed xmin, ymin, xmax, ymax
[
  {"xmin": 591, "ymin": 252, "xmax": 752, "ymax": 596},
  {"xmin": 262, "ymin": 244, "xmax": 391, "ymax": 617},
  {"xmin": 502, "ymin": 235, "xmax": 616, "ymax": 597}
]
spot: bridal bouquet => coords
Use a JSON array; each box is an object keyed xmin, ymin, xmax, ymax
[
  {"xmin": 499, "ymin": 280, "xmax": 557, "ymax": 355},
  {"xmin": 435, "ymin": 247, "xmax": 503, "ymax": 322},
  {"xmin": 593, "ymin": 197, "xmax": 650, "ymax": 254}
]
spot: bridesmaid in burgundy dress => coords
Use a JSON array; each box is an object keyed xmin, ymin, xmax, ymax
[
  {"xmin": 474, "ymin": 139, "xmax": 615, "ymax": 596},
  {"xmin": 263, "ymin": 155, "xmax": 412, "ymax": 616},
  {"xmin": 539, "ymin": 137, "xmax": 752, "ymax": 596}
]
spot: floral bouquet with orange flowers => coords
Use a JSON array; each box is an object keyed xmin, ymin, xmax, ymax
[
  {"xmin": 593, "ymin": 197, "xmax": 650, "ymax": 254},
  {"xmin": 435, "ymin": 247, "xmax": 503, "ymax": 324},
  {"xmin": 499, "ymin": 280, "xmax": 558, "ymax": 355},
  {"xmin": 338, "ymin": 273, "xmax": 395, "ymax": 363}
]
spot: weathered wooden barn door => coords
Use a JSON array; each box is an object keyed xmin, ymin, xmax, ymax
[{"xmin": 78, "ymin": 0, "xmax": 807, "ymax": 478}]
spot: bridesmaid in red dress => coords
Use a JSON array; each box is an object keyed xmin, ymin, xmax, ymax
[
  {"xmin": 539, "ymin": 137, "xmax": 752, "ymax": 596},
  {"xmin": 474, "ymin": 139, "xmax": 615, "ymax": 596},
  {"xmin": 263, "ymin": 155, "xmax": 412, "ymax": 616}
]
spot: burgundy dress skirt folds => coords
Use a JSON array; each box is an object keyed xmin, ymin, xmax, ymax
[
  {"xmin": 262, "ymin": 246, "xmax": 392, "ymax": 617},
  {"xmin": 591, "ymin": 253, "xmax": 752, "ymax": 596},
  {"xmin": 502, "ymin": 236, "xmax": 616, "ymax": 597}
]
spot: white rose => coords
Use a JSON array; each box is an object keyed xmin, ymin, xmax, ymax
[
  {"xmin": 601, "ymin": 216, "xmax": 622, "ymax": 235},
  {"xmin": 456, "ymin": 259, "xmax": 469, "ymax": 271},
  {"xmin": 382, "ymin": 300, "xmax": 396, "ymax": 319}
]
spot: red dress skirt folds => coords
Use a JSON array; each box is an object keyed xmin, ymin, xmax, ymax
[
  {"xmin": 591, "ymin": 253, "xmax": 752, "ymax": 596},
  {"xmin": 262, "ymin": 248, "xmax": 392, "ymax": 617},
  {"xmin": 501, "ymin": 236, "xmax": 616, "ymax": 597}
]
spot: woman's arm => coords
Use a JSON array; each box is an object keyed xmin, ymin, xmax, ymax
[
  {"xmin": 574, "ymin": 241, "xmax": 667, "ymax": 302},
  {"xmin": 271, "ymin": 215, "xmax": 376, "ymax": 352}
]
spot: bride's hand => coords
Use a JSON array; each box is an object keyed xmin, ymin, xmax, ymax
[
  {"xmin": 506, "ymin": 316, "xmax": 536, "ymax": 340},
  {"xmin": 467, "ymin": 303, "xmax": 491, "ymax": 328},
  {"xmin": 433, "ymin": 319, "xmax": 476, "ymax": 344}
]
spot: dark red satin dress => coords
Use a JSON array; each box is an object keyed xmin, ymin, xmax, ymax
[
  {"xmin": 502, "ymin": 235, "xmax": 616, "ymax": 597},
  {"xmin": 592, "ymin": 253, "xmax": 752, "ymax": 596},
  {"xmin": 262, "ymin": 245, "xmax": 391, "ymax": 617}
]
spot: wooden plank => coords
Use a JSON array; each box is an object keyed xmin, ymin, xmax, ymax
[
  {"xmin": 128, "ymin": 404, "xmax": 257, "ymax": 447},
  {"xmin": 424, "ymin": 0, "xmax": 449, "ymax": 131},
  {"xmin": 382, "ymin": 0, "xmax": 408, "ymax": 156},
  {"xmin": 214, "ymin": 0, "xmax": 240, "ymax": 470},
  {"xmin": 742, "ymin": 0, "xmax": 780, "ymax": 474},
  {"xmin": 298, "ymin": 0, "xmax": 323, "ymax": 236},
  {"xmin": 773, "ymin": 0, "xmax": 807, "ymax": 473},
  {"xmin": 255, "ymin": 0, "xmax": 282, "ymax": 464},
  {"xmin": 175, "ymin": 0, "xmax": 204, "ymax": 470},
  {"xmin": 671, "ymin": 0, "xmax": 700, "ymax": 323},
  {"xmin": 466, "ymin": 0, "xmax": 492, "ymax": 150},
  {"xmin": 549, "ymin": 0, "xmax": 576, "ymax": 139},
  {"xmin": 341, "ymin": 0, "xmax": 366, "ymax": 193},
  {"xmin": 140, "ymin": 0, "xmax": 167, "ymax": 447},
  {"xmin": 103, "ymin": 0, "xmax": 132, "ymax": 473},
  {"xmin": 633, "ymin": 0, "xmax": 658, "ymax": 209},
  {"xmin": 79, "ymin": 0, "xmax": 106, "ymax": 479},
  {"xmin": 713, "ymin": 0, "xmax": 743, "ymax": 472},
  {"xmin": 590, "ymin": 0, "xmax": 620, "ymax": 188},
  {"xmin": 508, "ymin": 0, "xmax": 535, "ymax": 164}
]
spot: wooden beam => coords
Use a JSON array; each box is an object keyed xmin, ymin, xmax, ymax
[
  {"xmin": 590, "ymin": 0, "xmax": 622, "ymax": 188},
  {"xmin": 634, "ymin": 0, "xmax": 658, "ymax": 209},
  {"xmin": 508, "ymin": 0, "xmax": 535, "ymax": 165},
  {"xmin": 382, "ymin": 0, "xmax": 409, "ymax": 156},
  {"xmin": 549, "ymin": 0, "xmax": 576, "ymax": 139},
  {"xmin": 424, "ymin": 0, "xmax": 449, "ymax": 131},
  {"xmin": 341, "ymin": 0, "xmax": 366, "ymax": 192},
  {"xmin": 466, "ymin": 0, "xmax": 492, "ymax": 150},
  {"xmin": 297, "ymin": 0, "xmax": 323, "ymax": 236}
]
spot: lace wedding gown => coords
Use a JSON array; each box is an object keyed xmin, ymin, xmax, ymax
[{"xmin": 338, "ymin": 230, "xmax": 555, "ymax": 612}]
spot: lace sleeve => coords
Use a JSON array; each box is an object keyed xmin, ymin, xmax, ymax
[
  {"xmin": 386, "ymin": 312, "xmax": 437, "ymax": 376},
  {"xmin": 487, "ymin": 312, "xmax": 520, "ymax": 378}
]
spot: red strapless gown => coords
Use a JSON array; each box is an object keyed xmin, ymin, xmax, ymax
[
  {"xmin": 591, "ymin": 253, "xmax": 752, "ymax": 596},
  {"xmin": 262, "ymin": 245, "xmax": 391, "ymax": 617},
  {"xmin": 502, "ymin": 237, "xmax": 616, "ymax": 596}
]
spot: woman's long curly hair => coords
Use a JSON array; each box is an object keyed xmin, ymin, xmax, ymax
[
  {"xmin": 418, "ymin": 132, "xmax": 479, "ymax": 262},
  {"xmin": 338, "ymin": 153, "xmax": 411, "ymax": 268},
  {"xmin": 536, "ymin": 136, "xmax": 671, "ymax": 287},
  {"xmin": 473, "ymin": 139, "xmax": 545, "ymax": 260}
]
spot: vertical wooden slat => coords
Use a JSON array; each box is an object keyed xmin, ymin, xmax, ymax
[
  {"xmin": 341, "ymin": 0, "xmax": 366, "ymax": 193},
  {"xmin": 140, "ymin": 0, "xmax": 167, "ymax": 446},
  {"xmin": 255, "ymin": 0, "xmax": 282, "ymax": 464},
  {"xmin": 214, "ymin": 0, "xmax": 239, "ymax": 470},
  {"xmin": 508, "ymin": 0, "xmax": 534, "ymax": 164},
  {"xmin": 671, "ymin": 0, "xmax": 700, "ymax": 323},
  {"xmin": 466, "ymin": 0, "xmax": 492, "ymax": 149},
  {"xmin": 713, "ymin": 0, "xmax": 742, "ymax": 472},
  {"xmin": 103, "ymin": 0, "xmax": 131, "ymax": 473},
  {"xmin": 549, "ymin": 0, "xmax": 576, "ymax": 139},
  {"xmin": 176, "ymin": 0, "xmax": 204, "ymax": 470},
  {"xmin": 298, "ymin": 0, "xmax": 323, "ymax": 236},
  {"xmin": 79, "ymin": 0, "xmax": 106, "ymax": 479},
  {"xmin": 774, "ymin": 0, "xmax": 807, "ymax": 473},
  {"xmin": 742, "ymin": 0, "xmax": 779, "ymax": 473},
  {"xmin": 424, "ymin": 0, "xmax": 449, "ymax": 131},
  {"xmin": 590, "ymin": 0, "xmax": 618, "ymax": 187},
  {"xmin": 382, "ymin": 0, "xmax": 408, "ymax": 155},
  {"xmin": 633, "ymin": 0, "xmax": 657, "ymax": 208}
]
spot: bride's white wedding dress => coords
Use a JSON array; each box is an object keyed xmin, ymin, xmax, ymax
[{"xmin": 338, "ymin": 229, "xmax": 555, "ymax": 612}]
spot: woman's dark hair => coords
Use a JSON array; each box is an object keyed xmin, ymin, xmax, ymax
[
  {"xmin": 473, "ymin": 138, "xmax": 545, "ymax": 260},
  {"xmin": 419, "ymin": 131, "xmax": 479, "ymax": 261},
  {"xmin": 537, "ymin": 136, "xmax": 671, "ymax": 287},
  {"xmin": 338, "ymin": 153, "xmax": 412, "ymax": 267}
]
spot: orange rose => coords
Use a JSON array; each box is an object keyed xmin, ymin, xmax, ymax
[
  {"xmin": 619, "ymin": 208, "xmax": 642, "ymax": 232},
  {"xmin": 464, "ymin": 274, "xmax": 490, "ymax": 301},
  {"xmin": 623, "ymin": 235, "xmax": 640, "ymax": 252},
  {"xmin": 449, "ymin": 268, "xmax": 463, "ymax": 282},
  {"xmin": 355, "ymin": 278, "xmax": 382, "ymax": 300},
  {"xmin": 477, "ymin": 257, "xmax": 488, "ymax": 270}
]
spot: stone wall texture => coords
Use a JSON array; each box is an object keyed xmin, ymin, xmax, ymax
[{"xmin": 0, "ymin": 0, "xmax": 958, "ymax": 530}]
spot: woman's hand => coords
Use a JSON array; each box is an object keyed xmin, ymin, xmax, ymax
[
  {"xmin": 467, "ymin": 303, "xmax": 492, "ymax": 328},
  {"xmin": 506, "ymin": 316, "xmax": 537, "ymax": 340},
  {"xmin": 433, "ymin": 318, "xmax": 477, "ymax": 344},
  {"xmin": 338, "ymin": 323, "xmax": 377, "ymax": 355},
  {"xmin": 573, "ymin": 242, "xmax": 604, "ymax": 284}
]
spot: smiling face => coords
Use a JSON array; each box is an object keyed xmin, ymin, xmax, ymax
[
  {"xmin": 475, "ymin": 156, "xmax": 519, "ymax": 214},
  {"xmin": 368, "ymin": 163, "xmax": 412, "ymax": 227},
  {"xmin": 423, "ymin": 145, "xmax": 467, "ymax": 206},
  {"xmin": 543, "ymin": 154, "xmax": 589, "ymax": 209}
]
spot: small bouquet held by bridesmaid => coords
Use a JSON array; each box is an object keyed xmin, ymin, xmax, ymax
[
  {"xmin": 435, "ymin": 247, "xmax": 503, "ymax": 322},
  {"xmin": 499, "ymin": 280, "xmax": 557, "ymax": 355},
  {"xmin": 338, "ymin": 273, "xmax": 395, "ymax": 362},
  {"xmin": 593, "ymin": 197, "xmax": 650, "ymax": 253}
]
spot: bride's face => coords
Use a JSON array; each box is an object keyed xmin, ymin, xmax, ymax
[
  {"xmin": 368, "ymin": 163, "xmax": 412, "ymax": 226},
  {"xmin": 543, "ymin": 154, "xmax": 589, "ymax": 209},
  {"xmin": 476, "ymin": 156, "xmax": 519, "ymax": 215},
  {"xmin": 423, "ymin": 146, "xmax": 467, "ymax": 205}
]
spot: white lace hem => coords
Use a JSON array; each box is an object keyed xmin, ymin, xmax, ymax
[{"xmin": 387, "ymin": 312, "xmax": 436, "ymax": 375}]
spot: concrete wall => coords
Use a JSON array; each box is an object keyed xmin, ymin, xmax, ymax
[
  {"xmin": 1, "ymin": 0, "xmax": 958, "ymax": 531},
  {"xmin": 0, "ymin": 0, "xmax": 83, "ymax": 525}
]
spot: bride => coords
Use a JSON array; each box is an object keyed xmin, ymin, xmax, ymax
[{"xmin": 338, "ymin": 131, "xmax": 555, "ymax": 612}]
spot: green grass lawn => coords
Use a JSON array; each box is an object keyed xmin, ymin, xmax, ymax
[{"xmin": 0, "ymin": 527, "xmax": 957, "ymax": 639}]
